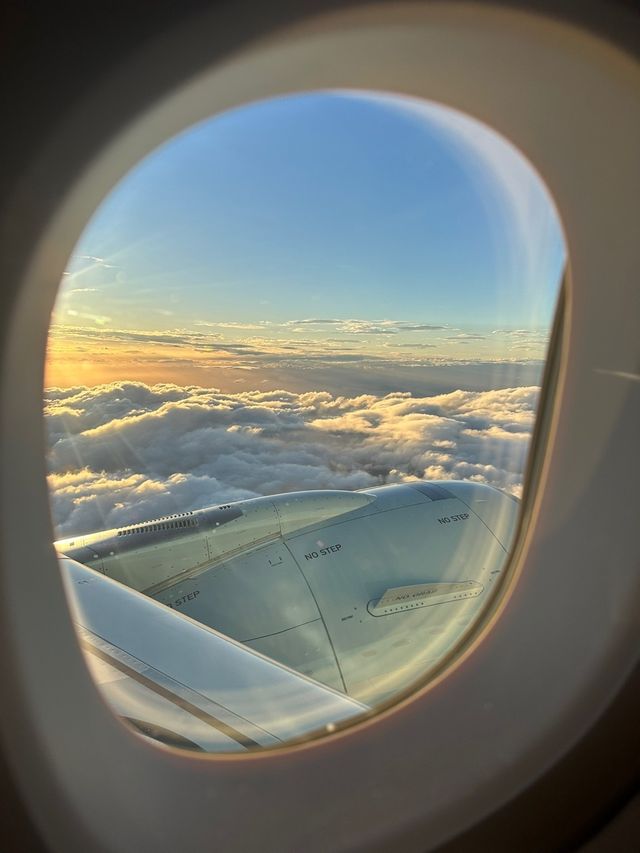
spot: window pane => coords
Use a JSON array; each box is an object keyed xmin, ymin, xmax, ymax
[{"xmin": 46, "ymin": 91, "xmax": 565, "ymax": 751}]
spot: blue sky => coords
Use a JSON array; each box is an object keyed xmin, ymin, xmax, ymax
[{"xmin": 49, "ymin": 90, "xmax": 566, "ymax": 389}]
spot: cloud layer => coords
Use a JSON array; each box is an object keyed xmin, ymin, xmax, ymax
[{"xmin": 45, "ymin": 382, "xmax": 538, "ymax": 537}]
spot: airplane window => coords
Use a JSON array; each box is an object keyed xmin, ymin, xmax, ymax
[{"xmin": 44, "ymin": 90, "xmax": 565, "ymax": 752}]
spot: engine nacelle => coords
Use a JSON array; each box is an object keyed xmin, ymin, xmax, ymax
[{"xmin": 57, "ymin": 481, "xmax": 518, "ymax": 705}]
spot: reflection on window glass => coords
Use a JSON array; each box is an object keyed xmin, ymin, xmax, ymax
[{"xmin": 46, "ymin": 91, "xmax": 565, "ymax": 751}]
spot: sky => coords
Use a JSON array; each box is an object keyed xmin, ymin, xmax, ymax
[
  {"xmin": 45, "ymin": 91, "xmax": 566, "ymax": 536},
  {"xmin": 46, "ymin": 90, "xmax": 565, "ymax": 391}
]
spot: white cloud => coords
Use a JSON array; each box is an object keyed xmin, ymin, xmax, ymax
[
  {"xmin": 189, "ymin": 318, "xmax": 448, "ymax": 336},
  {"xmin": 45, "ymin": 381, "xmax": 539, "ymax": 538},
  {"xmin": 383, "ymin": 342, "xmax": 437, "ymax": 349},
  {"xmin": 337, "ymin": 320, "xmax": 447, "ymax": 335}
]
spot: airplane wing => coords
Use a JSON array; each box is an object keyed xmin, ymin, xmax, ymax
[
  {"xmin": 57, "ymin": 482, "xmax": 520, "ymax": 709},
  {"xmin": 60, "ymin": 557, "xmax": 368, "ymax": 753}
]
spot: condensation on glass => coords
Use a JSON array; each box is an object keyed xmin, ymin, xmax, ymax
[{"xmin": 46, "ymin": 90, "xmax": 565, "ymax": 752}]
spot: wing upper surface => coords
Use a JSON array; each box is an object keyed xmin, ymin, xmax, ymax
[{"xmin": 60, "ymin": 557, "xmax": 367, "ymax": 752}]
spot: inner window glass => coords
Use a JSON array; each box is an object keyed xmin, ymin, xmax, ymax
[{"xmin": 46, "ymin": 91, "xmax": 565, "ymax": 752}]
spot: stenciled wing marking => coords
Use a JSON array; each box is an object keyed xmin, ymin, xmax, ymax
[{"xmin": 60, "ymin": 557, "xmax": 368, "ymax": 752}]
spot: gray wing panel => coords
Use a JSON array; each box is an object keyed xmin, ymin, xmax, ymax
[{"xmin": 60, "ymin": 558, "xmax": 367, "ymax": 751}]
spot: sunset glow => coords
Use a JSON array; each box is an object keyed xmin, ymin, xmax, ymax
[{"xmin": 46, "ymin": 90, "xmax": 564, "ymax": 536}]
